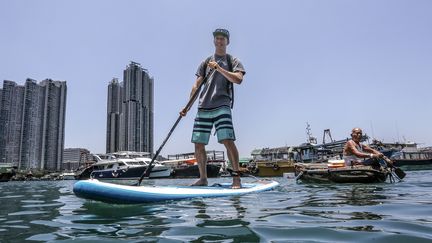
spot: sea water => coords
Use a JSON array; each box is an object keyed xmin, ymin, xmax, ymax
[{"xmin": 1, "ymin": 170, "xmax": 431, "ymax": 242}]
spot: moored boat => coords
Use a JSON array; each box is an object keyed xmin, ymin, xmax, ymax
[
  {"xmin": 254, "ymin": 160, "xmax": 295, "ymax": 177},
  {"xmin": 75, "ymin": 156, "xmax": 171, "ymax": 180},
  {"xmin": 90, "ymin": 158, "xmax": 171, "ymax": 179},
  {"xmin": 249, "ymin": 147, "xmax": 295, "ymax": 176},
  {"xmin": 60, "ymin": 172, "xmax": 76, "ymax": 180},
  {"xmin": 171, "ymin": 164, "xmax": 222, "ymax": 178},
  {"xmin": 164, "ymin": 151, "xmax": 224, "ymax": 178},
  {"xmin": 391, "ymin": 151, "xmax": 432, "ymax": 167},
  {"xmin": 371, "ymin": 140, "xmax": 432, "ymax": 168}
]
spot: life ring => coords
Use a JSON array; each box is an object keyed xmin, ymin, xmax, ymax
[{"xmin": 272, "ymin": 164, "xmax": 280, "ymax": 171}]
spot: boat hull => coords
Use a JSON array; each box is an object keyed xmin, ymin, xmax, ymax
[
  {"xmin": 0, "ymin": 166, "xmax": 15, "ymax": 182},
  {"xmin": 171, "ymin": 164, "xmax": 221, "ymax": 178},
  {"xmin": 256, "ymin": 161, "xmax": 294, "ymax": 177},
  {"xmin": 0, "ymin": 172, "xmax": 14, "ymax": 182},
  {"xmin": 76, "ymin": 165, "xmax": 171, "ymax": 180},
  {"xmin": 91, "ymin": 166, "xmax": 171, "ymax": 179},
  {"xmin": 295, "ymin": 164, "xmax": 388, "ymax": 183},
  {"xmin": 393, "ymin": 159, "xmax": 432, "ymax": 167}
]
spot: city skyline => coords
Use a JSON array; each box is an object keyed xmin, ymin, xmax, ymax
[{"xmin": 1, "ymin": 1, "xmax": 431, "ymax": 157}]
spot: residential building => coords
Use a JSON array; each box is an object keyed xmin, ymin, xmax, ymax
[
  {"xmin": 62, "ymin": 148, "xmax": 91, "ymax": 171},
  {"xmin": 0, "ymin": 79, "xmax": 67, "ymax": 171},
  {"xmin": 106, "ymin": 61, "xmax": 153, "ymax": 154}
]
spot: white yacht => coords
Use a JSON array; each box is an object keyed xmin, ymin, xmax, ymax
[{"xmin": 75, "ymin": 152, "xmax": 172, "ymax": 181}]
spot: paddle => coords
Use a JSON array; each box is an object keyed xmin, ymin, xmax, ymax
[
  {"xmin": 378, "ymin": 156, "xmax": 406, "ymax": 181},
  {"xmin": 134, "ymin": 68, "xmax": 217, "ymax": 186},
  {"xmin": 382, "ymin": 156, "xmax": 406, "ymax": 179}
]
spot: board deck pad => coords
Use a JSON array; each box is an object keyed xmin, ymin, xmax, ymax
[{"xmin": 73, "ymin": 179, "xmax": 279, "ymax": 204}]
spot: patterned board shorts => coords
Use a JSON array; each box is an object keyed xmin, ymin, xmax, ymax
[{"xmin": 191, "ymin": 106, "xmax": 236, "ymax": 145}]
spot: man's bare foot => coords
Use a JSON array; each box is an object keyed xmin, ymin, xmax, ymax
[
  {"xmin": 231, "ymin": 176, "xmax": 241, "ymax": 189},
  {"xmin": 190, "ymin": 178, "xmax": 208, "ymax": 186}
]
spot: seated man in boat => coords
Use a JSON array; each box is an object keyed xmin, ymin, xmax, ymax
[{"xmin": 343, "ymin": 128, "xmax": 384, "ymax": 166}]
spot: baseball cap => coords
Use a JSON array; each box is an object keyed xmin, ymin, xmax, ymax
[{"xmin": 213, "ymin": 28, "xmax": 230, "ymax": 41}]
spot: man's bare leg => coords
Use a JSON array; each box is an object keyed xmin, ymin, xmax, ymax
[
  {"xmin": 191, "ymin": 143, "xmax": 208, "ymax": 186},
  {"xmin": 222, "ymin": 140, "xmax": 241, "ymax": 189}
]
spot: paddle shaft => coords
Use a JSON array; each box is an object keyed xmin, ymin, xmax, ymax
[{"xmin": 136, "ymin": 69, "xmax": 217, "ymax": 185}]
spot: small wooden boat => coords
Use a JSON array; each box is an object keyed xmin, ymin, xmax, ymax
[{"xmin": 294, "ymin": 163, "xmax": 389, "ymax": 183}]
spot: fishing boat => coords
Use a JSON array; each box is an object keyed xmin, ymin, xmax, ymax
[
  {"xmin": 371, "ymin": 140, "xmax": 432, "ymax": 167},
  {"xmin": 391, "ymin": 151, "xmax": 432, "ymax": 167},
  {"xmin": 294, "ymin": 162, "xmax": 389, "ymax": 183}
]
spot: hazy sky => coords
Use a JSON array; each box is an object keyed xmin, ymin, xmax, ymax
[{"xmin": 1, "ymin": 0, "xmax": 431, "ymax": 157}]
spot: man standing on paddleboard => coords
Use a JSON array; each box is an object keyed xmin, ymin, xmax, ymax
[{"xmin": 180, "ymin": 28, "xmax": 246, "ymax": 189}]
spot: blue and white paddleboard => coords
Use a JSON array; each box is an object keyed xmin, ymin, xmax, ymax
[{"xmin": 73, "ymin": 179, "xmax": 279, "ymax": 204}]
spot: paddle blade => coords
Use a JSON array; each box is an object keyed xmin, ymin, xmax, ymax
[{"xmin": 394, "ymin": 168, "xmax": 406, "ymax": 179}]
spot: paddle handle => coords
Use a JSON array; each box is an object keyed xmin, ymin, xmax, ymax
[{"xmin": 382, "ymin": 156, "xmax": 394, "ymax": 167}]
